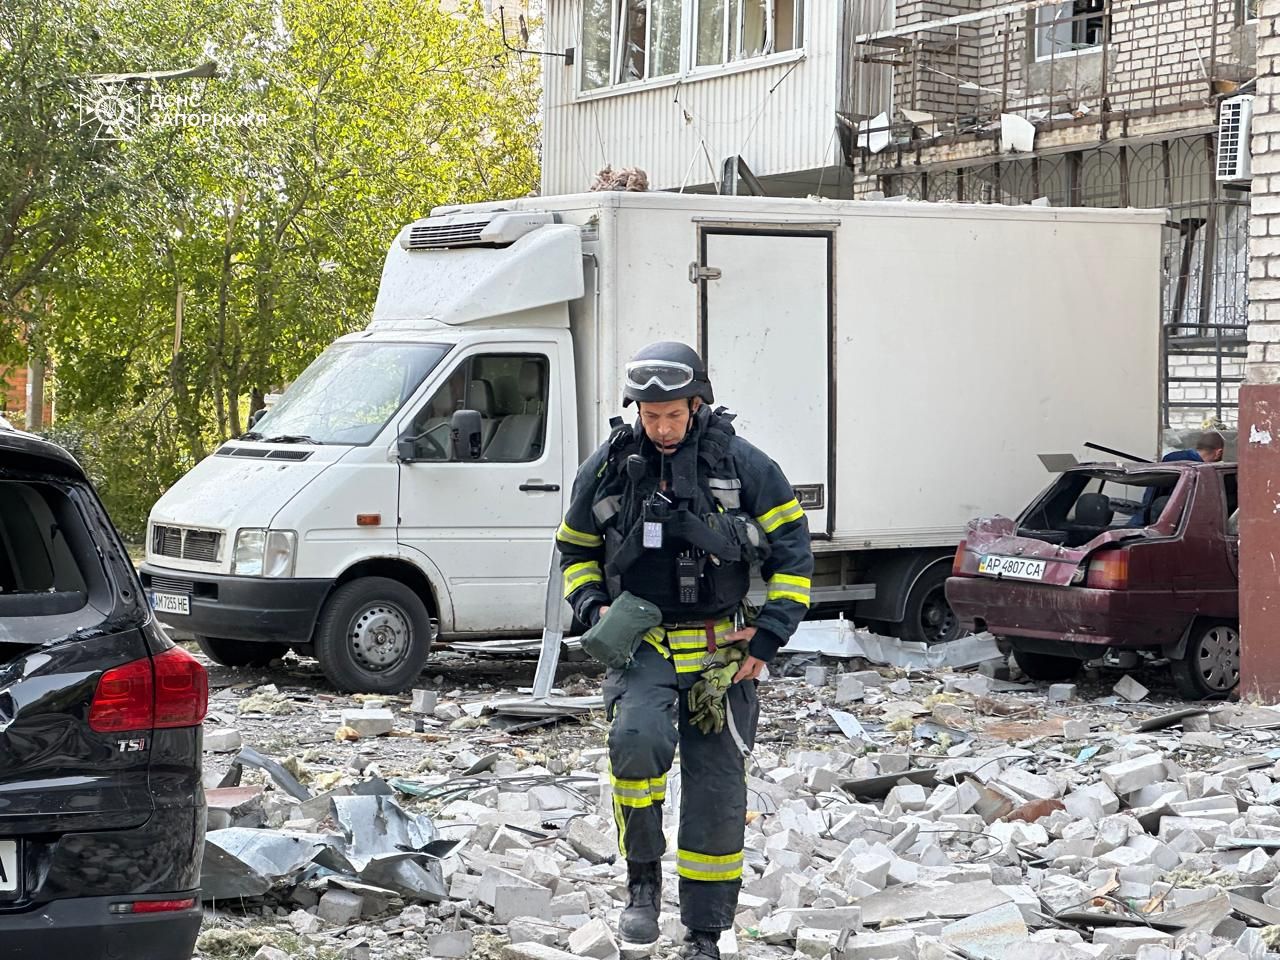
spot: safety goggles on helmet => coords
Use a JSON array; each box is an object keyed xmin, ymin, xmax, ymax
[{"xmin": 624, "ymin": 359, "xmax": 696, "ymax": 392}]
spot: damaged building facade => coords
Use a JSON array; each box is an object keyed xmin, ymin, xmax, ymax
[{"xmin": 540, "ymin": 0, "xmax": 1259, "ymax": 433}]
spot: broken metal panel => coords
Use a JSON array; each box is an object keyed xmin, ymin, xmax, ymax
[{"xmin": 201, "ymin": 828, "xmax": 327, "ymax": 901}]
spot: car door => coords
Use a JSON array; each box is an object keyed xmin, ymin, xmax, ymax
[{"xmin": 395, "ymin": 342, "xmax": 565, "ymax": 634}]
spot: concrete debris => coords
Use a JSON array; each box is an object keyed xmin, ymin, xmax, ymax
[
  {"xmin": 204, "ymin": 725, "xmax": 244, "ymax": 753},
  {"xmin": 1114, "ymin": 674, "xmax": 1151, "ymax": 702},
  {"xmin": 340, "ymin": 708, "xmax": 396, "ymax": 738},
  {"xmin": 186, "ymin": 634, "xmax": 1280, "ymax": 960}
]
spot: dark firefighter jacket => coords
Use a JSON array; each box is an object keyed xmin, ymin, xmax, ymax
[{"xmin": 556, "ymin": 406, "xmax": 814, "ymax": 663}]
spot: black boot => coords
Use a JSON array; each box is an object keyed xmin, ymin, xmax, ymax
[
  {"xmin": 678, "ymin": 930, "xmax": 721, "ymax": 960},
  {"xmin": 617, "ymin": 860, "xmax": 661, "ymax": 946}
]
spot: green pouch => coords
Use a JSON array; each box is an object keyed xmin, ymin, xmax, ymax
[{"xmin": 580, "ymin": 591, "xmax": 663, "ymax": 669}]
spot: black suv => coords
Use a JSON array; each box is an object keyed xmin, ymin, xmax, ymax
[{"xmin": 0, "ymin": 426, "xmax": 206, "ymax": 958}]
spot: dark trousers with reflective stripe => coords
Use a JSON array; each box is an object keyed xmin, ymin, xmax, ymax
[{"xmin": 604, "ymin": 641, "xmax": 760, "ymax": 932}]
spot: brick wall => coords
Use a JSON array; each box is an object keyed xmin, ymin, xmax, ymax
[
  {"xmin": 1166, "ymin": 353, "xmax": 1243, "ymax": 428},
  {"xmin": 892, "ymin": 0, "xmax": 981, "ymax": 118},
  {"xmin": 1248, "ymin": 1, "xmax": 1280, "ymax": 382},
  {"xmin": 0, "ymin": 364, "xmax": 52, "ymax": 425},
  {"xmin": 872, "ymin": 0, "xmax": 1253, "ymax": 129}
]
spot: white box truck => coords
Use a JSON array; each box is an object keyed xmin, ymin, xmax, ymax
[{"xmin": 141, "ymin": 192, "xmax": 1164, "ymax": 692}]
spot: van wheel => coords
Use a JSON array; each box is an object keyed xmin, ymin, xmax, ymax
[
  {"xmin": 195, "ymin": 635, "xmax": 289, "ymax": 668},
  {"xmin": 896, "ymin": 564, "xmax": 963, "ymax": 645},
  {"xmin": 314, "ymin": 577, "xmax": 433, "ymax": 693},
  {"xmin": 1012, "ymin": 648, "xmax": 1082, "ymax": 682},
  {"xmin": 1171, "ymin": 620, "xmax": 1239, "ymax": 700}
]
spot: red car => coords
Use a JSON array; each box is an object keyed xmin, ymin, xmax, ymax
[{"xmin": 947, "ymin": 461, "xmax": 1239, "ymax": 699}]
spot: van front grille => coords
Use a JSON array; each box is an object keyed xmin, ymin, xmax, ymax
[{"xmin": 152, "ymin": 525, "xmax": 222, "ymax": 563}]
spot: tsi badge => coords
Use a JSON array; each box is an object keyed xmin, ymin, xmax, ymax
[{"xmin": 117, "ymin": 737, "xmax": 147, "ymax": 753}]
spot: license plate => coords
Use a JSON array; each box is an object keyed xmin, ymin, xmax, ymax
[
  {"xmin": 0, "ymin": 840, "xmax": 18, "ymax": 894},
  {"xmin": 978, "ymin": 555, "xmax": 1047, "ymax": 581},
  {"xmin": 150, "ymin": 591, "xmax": 191, "ymax": 616}
]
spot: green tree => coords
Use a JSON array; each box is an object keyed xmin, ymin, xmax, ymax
[{"xmin": 34, "ymin": 0, "xmax": 540, "ymax": 533}]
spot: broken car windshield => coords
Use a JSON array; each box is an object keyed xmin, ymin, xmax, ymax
[{"xmin": 247, "ymin": 342, "xmax": 450, "ymax": 446}]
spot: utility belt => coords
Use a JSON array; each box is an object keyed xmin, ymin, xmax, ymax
[{"xmin": 642, "ymin": 615, "xmax": 741, "ymax": 675}]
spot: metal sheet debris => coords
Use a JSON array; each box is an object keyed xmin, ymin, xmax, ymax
[
  {"xmin": 781, "ymin": 619, "xmax": 1002, "ymax": 669},
  {"xmin": 202, "ymin": 829, "xmax": 327, "ymax": 900}
]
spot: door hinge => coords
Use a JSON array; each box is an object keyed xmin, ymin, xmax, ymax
[{"xmin": 689, "ymin": 263, "xmax": 722, "ymax": 284}]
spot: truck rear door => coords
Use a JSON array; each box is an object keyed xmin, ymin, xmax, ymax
[{"xmin": 696, "ymin": 226, "xmax": 834, "ymax": 535}]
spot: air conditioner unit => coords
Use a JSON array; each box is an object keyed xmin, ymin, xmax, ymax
[
  {"xmin": 1216, "ymin": 94, "xmax": 1254, "ymax": 184},
  {"xmin": 398, "ymin": 211, "xmax": 556, "ymax": 250}
]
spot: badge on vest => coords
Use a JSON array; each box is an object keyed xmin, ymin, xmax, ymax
[{"xmin": 643, "ymin": 521, "xmax": 664, "ymax": 549}]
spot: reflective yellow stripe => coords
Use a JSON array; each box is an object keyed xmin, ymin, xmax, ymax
[
  {"xmin": 673, "ymin": 652, "xmax": 707, "ymax": 674},
  {"xmin": 607, "ymin": 764, "xmax": 628, "ymax": 858},
  {"xmin": 556, "ymin": 521, "xmax": 603, "ymax": 548},
  {"xmin": 643, "ymin": 629, "xmax": 671, "ymax": 659},
  {"xmin": 563, "ymin": 561, "xmax": 603, "ymax": 597},
  {"xmin": 609, "ymin": 771, "xmax": 666, "ymax": 807},
  {"xmin": 755, "ymin": 498, "xmax": 804, "ymax": 534},
  {"xmin": 767, "ymin": 573, "xmax": 812, "ymax": 607},
  {"xmin": 676, "ymin": 849, "xmax": 744, "ymax": 882},
  {"xmin": 614, "ymin": 794, "xmax": 654, "ymax": 808}
]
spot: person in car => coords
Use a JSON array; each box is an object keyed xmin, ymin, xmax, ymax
[{"xmin": 1131, "ymin": 431, "xmax": 1226, "ymax": 526}]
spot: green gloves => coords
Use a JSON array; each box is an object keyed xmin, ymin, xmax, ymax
[{"xmin": 687, "ymin": 644, "xmax": 746, "ymax": 735}]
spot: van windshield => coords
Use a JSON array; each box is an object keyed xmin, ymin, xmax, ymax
[{"xmin": 249, "ymin": 342, "xmax": 450, "ymax": 445}]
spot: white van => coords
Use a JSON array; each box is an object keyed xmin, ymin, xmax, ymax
[{"xmin": 141, "ymin": 192, "xmax": 1163, "ymax": 692}]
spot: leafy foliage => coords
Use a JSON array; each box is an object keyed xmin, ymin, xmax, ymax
[{"xmin": 3, "ymin": 0, "xmax": 539, "ymax": 533}]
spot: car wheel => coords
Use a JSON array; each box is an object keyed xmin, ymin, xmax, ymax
[
  {"xmin": 314, "ymin": 577, "xmax": 433, "ymax": 693},
  {"xmin": 1171, "ymin": 620, "xmax": 1239, "ymax": 700},
  {"xmin": 896, "ymin": 563, "xmax": 964, "ymax": 645},
  {"xmin": 195, "ymin": 635, "xmax": 289, "ymax": 668},
  {"xmin": 1012, "ymin": 648, "xmax": 1082, "ymax": 682}
]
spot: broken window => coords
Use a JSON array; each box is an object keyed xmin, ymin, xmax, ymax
[
  {"xmin": 581, "ymin": 0, "xmax": 613, "ymax": 90},
  {"xmin": 1033, "ymin": 0, "xmax": 1105, "ymax": 61},
  {"xmin": 581, "ymin": 0, "xmax": 683, "ymax": 89},
  {"xmin": 697, "ymin": 0, "xmax": 803, "ymax": 67},
  {"xmin": 1019, "ymin": 472, "xmax": 1185, "ymax": 546},
  {"xmin": 1243, "ymin": 0, "xmax": 1260, "ymax": 21}
]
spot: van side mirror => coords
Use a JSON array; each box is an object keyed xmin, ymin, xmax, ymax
[
  {"xmin": 450, "ymin": 410, "xmax": 483, "ymax": 461},
  {"xmin": 396, "ymin": 435, "xmax": 418, "ymax": 462},
  {"xmin": 248, "ymin": 408, "xmax": 267, "ymax": 429}
]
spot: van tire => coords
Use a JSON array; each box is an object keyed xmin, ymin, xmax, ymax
[
  {"xmin": 195, "ymin": 635, "xmax": 289, "ymax": 668},
  {"xmin": 314, "ymin": 577, "xmax": 433, "ymax": 693},
  {"xmin": 895, "ymin": 563, "xmax": 963, "ymax": 645},
  {"xmin": 1012, "ymin": 648, "xmax": 1082, "ymax": 682},
  {"xmin": 1170, "ymin": 619, "xmax": 1239, "ymax": 700}
]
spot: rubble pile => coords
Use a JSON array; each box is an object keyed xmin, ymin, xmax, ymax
[{"xmin": 191, "ymin": 639, "xmax": 1280, "ymax": 960}]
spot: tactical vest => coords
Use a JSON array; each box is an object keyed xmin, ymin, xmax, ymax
[{"xmin": 589, "ymin": 407, "xmax": 765, "ymax": 622}]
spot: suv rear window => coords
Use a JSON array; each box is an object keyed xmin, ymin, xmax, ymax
[{"xmin": 0, "ymin": 480, "xmax": 107, "ymax": 631}]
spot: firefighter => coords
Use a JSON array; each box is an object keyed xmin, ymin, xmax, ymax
[{"xmin": 556, "ymin": 341, "xmax": 815, "ymax": 960}]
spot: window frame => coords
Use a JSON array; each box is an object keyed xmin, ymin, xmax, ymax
[
  {"xmin": 1032, "ymin": 0, "xmax": 1105, "ymax": 63},
  {"xmin": 404, "ymin": 350, "xmax": 551, "ymax": 465},
  {"xmin": 1242, "ymin": 0, "xmax": 1260, "ymax": 23},
  {"xmin": 578, "ymin": 0, "xmax": 806, "ymax": 99}
]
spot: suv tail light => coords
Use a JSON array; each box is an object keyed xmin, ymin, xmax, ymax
[
  {"xmin": 90, "ymin": 647, "xmax": 208, "ymax": 733},
  {"xmin": 951, "ymin": 543, "xmax": 969, "ymax": 577},
  {"xmin": 1086, "ymin": 549, "xmax": 1130, "ymax": 590}
]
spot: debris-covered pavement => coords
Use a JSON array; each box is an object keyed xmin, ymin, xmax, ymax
[{"xmin": 191, "ymin": 624, "xmax": 1280, "ymax": 960}]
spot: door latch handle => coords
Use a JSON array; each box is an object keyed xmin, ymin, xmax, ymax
[{"xmin": 519, "ymin": 482, "xmax": 561, "ymax": 492}]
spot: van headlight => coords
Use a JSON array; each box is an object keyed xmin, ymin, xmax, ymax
[{"xmin": 232, "ymin": 529, "xmax": 297, "ymax": 577}]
